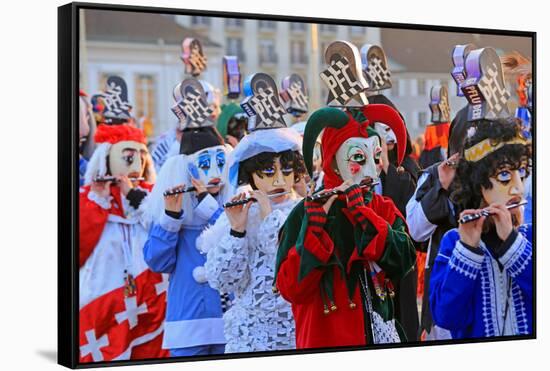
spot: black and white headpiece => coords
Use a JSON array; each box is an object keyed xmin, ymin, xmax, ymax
[
  {"xmin": 100, "ymin": 76, "xmax": 132, "ymax": 124},
  {"xmin": 240, "ymin": 73, "xmax": 288, "ymax": 131},
  {"xmin": 181, "ymin": 38, "xmax": 207, "ymax": 77},
  {"xmin": 320, "ymin": 40, "xmax": 369, "ymax": 107},
  {"xmin": 171, "ymin": 78, "xmax": 215, "ymax": 130},
  {"xmin": 361, "ymin": 44, "xmax": 392, "ymax": 93},
  {"xmin": 461, "ymin": 47, "xmax": 511, "ymax": 121},
  {"xmin": 280, "ymin": 73, "xmax": 309, "ymax": 117},
  {"xmin": 451, "ymin": 44, "xmax": 476, "ymax": 97},
  {"xmin": 429, "ymin": 85, "xmax": 451, "ymax": 123}
]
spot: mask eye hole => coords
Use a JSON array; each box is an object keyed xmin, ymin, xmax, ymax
[
  {"xmin": 123, "ymin": 155, "xmax": 134, "ymax": 166},
  {"xmin": 261, "ymin": 167, "xmax": 275, "ymax": 177},
  {"xmin": 495, "ymin": 170, "xmax": 512, "ymax": 184},
  {"xmin": 198, "ymin": 156, "xmax": 211, "ymax": 170},
  {"xmin": 518, "ymin": 166, "xmax": 528, "ymax": 180},
  {"xmin": 216, "ymin": 152, "xmax": 226, "ymax": 168},
  {"xmin": 282, "ymin": 167, "xmax": 293, "ymax": 176},
  {"xmin": 347, "ymin": 150, "xmax": 366, "ymax": 166}
]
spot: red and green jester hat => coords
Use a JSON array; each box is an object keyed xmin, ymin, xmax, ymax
[{"xmin": 275, "ymin": 104, "xmax": 417, "ymax": 349}]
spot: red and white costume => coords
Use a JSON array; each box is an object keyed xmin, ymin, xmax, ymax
[{"xmin": 79, "ymin": 124, "xmax": 168, "ymax": 362}]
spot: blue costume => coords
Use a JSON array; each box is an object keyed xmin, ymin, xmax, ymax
[
  {"xmin": 430, "ymin": 224, "xmax": 532, "ymax": 339},
  {"xmin": 144, "ymin": 192, "xmax": 226, "ymax": 356}
]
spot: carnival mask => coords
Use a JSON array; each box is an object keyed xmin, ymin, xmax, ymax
[
  {"xmin": 374, "ymin": 122, "xmax": 397, "ymax": 150},
  {"xmin": 335, "ymin": 136, "xmax": 382, "ymax": 186},
  {"xmin": 481, "ymin": 162, "xmax": 528, "ymax": 226},
  {"xmin": 251, "ymin": 156, "xmax": 295, "ymax": 203},
  {"xmin": 188, "ymin": 145, "xmax": 227, "ymax": 194},
  {"xmin": 108, "ymin": 140, "xmax": 148, "ymax": 179}
]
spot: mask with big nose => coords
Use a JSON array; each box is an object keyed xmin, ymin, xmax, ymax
[
  {"xmin": 334, "ymin": 136, "xmax": 382, "ymax": 186},
  {"xmin": 251, "ymin": 156, "xmax": 295, "ymax": 202},
  {"xmin": 108, "ymin": 140, "xmax": 148, "ymax": 178}
]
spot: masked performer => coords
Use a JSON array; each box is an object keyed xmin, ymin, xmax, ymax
[
  {"xmin": 360, "ymin": 44, "xmax": 421, "ymax": 341},
  {"xmin": 407, "ymin": 47, "xmax": 514, "ymax": 340},
  {"xmin": 143, "ymin": 78, "xmax": 231, "ymax": 357},
  {"xmin": 419, "ymin": 85, "xmax": 452, "ymax": 169},
  {"xmin": 429, "ymin": 117, "xmax": 532, "ymax": 339},
  {"xmin": 151, "ymin": 38, "xmax": 220, "ymax": 171},
  {"xmin": 79, "ymin": 77, "xmax": 165, "ymax": 362},
  {"xmin": 275, "ymin": 41, "xmax": 416, "ymax": 349},
  {"xmin": 198, "ymin": 73, "xmax": 304, "ymax": 353}
]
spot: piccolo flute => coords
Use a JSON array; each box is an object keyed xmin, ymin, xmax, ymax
[
  {"xmin": 223, "ymin": 191, "xmax": 290, "ymax": 208},
  {"xmin": 93, "ymin": 176, "xmax": 145, "ymax": 182},
  {"xmin": 458, "ymin": 200, "xmax": 528, "ymax": 224},
  {"xmin": 306, "ymin": 180, "xmax": 380, "ymax": 202},
  {"xmin": 163, "ymin": 183, "xmax": 224, "ymax": 197}
]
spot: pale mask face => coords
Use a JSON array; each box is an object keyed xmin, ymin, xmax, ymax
[
  {"xmin": 481, "ymin": 162, "xmax": 528, "ymax": 227},
  {"xmin": 108, "ymin": 140, "xmax": 148, "ymax": 178},
  {"xmin": 374, "ymin": 122, "xmax": 397, "ymax": 150},
  {"xmin": 335, "ymin": 136, "xmax": 382, "ymax": 185},
  {"xmin": 251, "ymin": 156, "xmax": 295, "ymax": 203},
  {"xmin": 188, "ymin": 145, "xmax": 227, "ymax": 194}
]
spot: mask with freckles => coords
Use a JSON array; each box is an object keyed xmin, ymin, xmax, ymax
[
  {"xmin": 251, "ymin": 157, "xmax": 295, "ymax": 203},
  {"xmin": 481, "ymin": 163, "xmax": 528, "ymax": 226},
  {"xmin": 335, "ymin": 136, "xmax": 382, "ymax": 185},
  {"xmin": 108, "ymin": 140, "xmax": 148, "ymax": 178},
  {"xmin": 188, "ymin": 145, "xmax": 227, "ymax": 192}
]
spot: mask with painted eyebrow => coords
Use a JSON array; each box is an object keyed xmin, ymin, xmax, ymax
[{"xmin": 335, "ymin": 136, "xmax": 381, "ymax": 186}]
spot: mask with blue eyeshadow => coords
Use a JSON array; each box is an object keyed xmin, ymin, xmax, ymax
[{"xmin": 187, "ymin": 145, "xmax": 228, "ymax": 192}]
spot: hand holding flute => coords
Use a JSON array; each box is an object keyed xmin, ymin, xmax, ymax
[{"xmin": 458, "ymin": 201, "xmax": 525, "ymax": 247}]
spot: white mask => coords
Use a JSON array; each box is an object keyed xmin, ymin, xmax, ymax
[
  {"xmin": 374, "ymin": 122, "xmax": 397, "ymax": 145},
  {"xmin": 335, "ymin": 136, "xmax": 382, "ymax": 185},
  {"xmin": 108, "ymin": 140, "xmax": 148, "ymax": 178},
  {"xmin": 187, "ymin": 145, "xmax": 227, "ymax": 189}
]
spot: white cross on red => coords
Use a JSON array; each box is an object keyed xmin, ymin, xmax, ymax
[
  {"xmin": 155, "ymin": 274, "xmax": 169, "ymax": 296},
  {"xmin": 80, "ymin": 329, "xmax": 109, "ymax": 362},
  {"xmin": 115, "ymin": 296, "xmax": 148, "ymax": 329}
]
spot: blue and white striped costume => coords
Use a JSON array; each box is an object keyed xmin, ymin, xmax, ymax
[{"xmin": 430, "ymin": 224, "xmax": 532, "ymax": 339}]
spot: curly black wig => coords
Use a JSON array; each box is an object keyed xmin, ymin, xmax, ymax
[
  {"xmin": 450, "ymin": 118, "xmax": 531, "ymax": 211},
  {"xmin": 238, "ymin": 150, "xmax": 306, "ymax": 189}
]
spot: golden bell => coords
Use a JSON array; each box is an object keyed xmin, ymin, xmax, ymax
[
  {"xmin": 349, "ymin": 302, "xmax": 357, "ymax": 309},
  {"xmin": 272, "ymin": 287, "xmax": 279, "ymax": 294},
  {"xmin": 323, "ymin": 307, "xmax": 330, "ymax": 315},
  {"xmin": 330, "ymin": 304, "xmax": 337, "ymax": 311}
]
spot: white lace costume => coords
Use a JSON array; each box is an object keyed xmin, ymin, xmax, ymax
[{"xmin": 198, "ymin": 198, "xmax": 298, "ymax": 353}]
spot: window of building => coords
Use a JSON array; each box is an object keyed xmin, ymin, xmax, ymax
[
  {"xmin": 418, "ymin": 111, "xmax": 428, "ymax": 128},
  {"xmin": 259, "ymin": 39, "xmax": 277, "ymax": 64},
  {"xmin": 259, "ymin": 20, "xmax": 276, "ymax": 30},
  {"xmin": 290, "ymin": 22, "xmax": 307, "ymax": 32},
  {"xmin": 225, "ymin": 18, "xmax": 243, "ymax": 28},
  {"xmin": 291, "ymin": 40, "xmax": 308, "ymax": 65},
  {"xmin": 398, "ymin": 79, "xmax": 407, "ymax": 97},
  {"xmin": 418, "ymin": 78, "xmax": 427, "ymax": 96},
  {"xmin": 319, "ymin": 24, "xmax": 337, "ymax": 32},
  {"xmin": 135, "ymin": 74, "xmax": 156, "ymax": 121},
  {"xmin": 350, "ymin": 26, "xmax": 364, "ymax": 36},
  {"xmin": 191, "ymin": 16, "xmax": 211, "ymax": 26},
  {"xmin": 226, "ymin": 37, "xmax": 246, "ymax": 62}
]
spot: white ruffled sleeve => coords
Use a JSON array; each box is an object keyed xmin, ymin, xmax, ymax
[
  {"xmin": 200, "ymin": 213, "xmax": 251, "ymax": 294},
  {"xmin": 257, "ymin": 209, "xmax": 287, "ymax": 255}
]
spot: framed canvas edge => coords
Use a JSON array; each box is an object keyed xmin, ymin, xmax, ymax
[{"xmin": 57, "ymin": 1, "xmax": 537, "ymax": 368}]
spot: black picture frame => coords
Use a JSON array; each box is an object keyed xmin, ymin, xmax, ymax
[{"xmin": 58, "ymin": 2, "xmax": 536, "ymax": 368}]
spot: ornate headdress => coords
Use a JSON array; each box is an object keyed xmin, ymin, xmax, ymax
[
  {"xmin": 360, "ymin": 44, "xmax": 392, "ymax": 93},
  {"xmin": 461, "ymin": 47, "xmax": 511, "ymax": 121},
  {"xmin": 227, "ymin": 73, "xmax": 302, "ymax": 187},
  {"xmin": 320, "ymin": 41, "xmax": 369, "ymax": 107},
  {"xmin": 93, "ymin": 76, "xmax": 133, "ymax": 125},
  {"xmin": 280, "ymin": 73, "xmax": 309, "ymax": 117}
]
